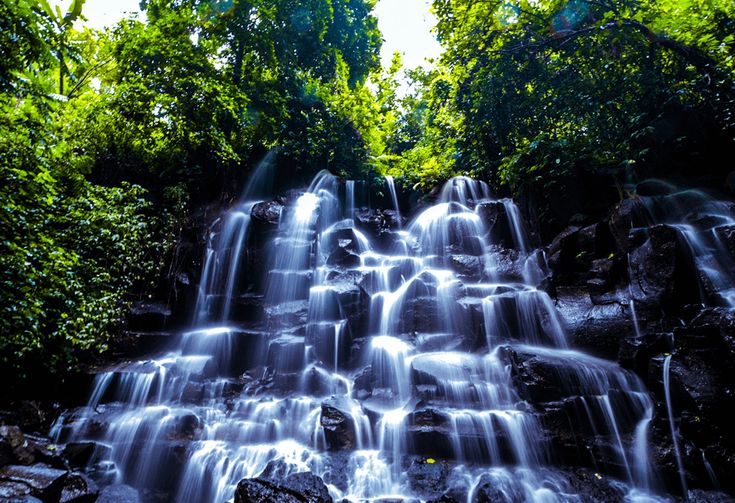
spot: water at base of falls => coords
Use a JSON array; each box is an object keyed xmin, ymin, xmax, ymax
[{"xmin": 52, "ymin": 173, "xmax": 678, "ymax": 502}]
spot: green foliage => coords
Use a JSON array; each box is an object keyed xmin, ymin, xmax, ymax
[
  {"xmin": 424, "ymin": 0, "xmax": 735, "ymax": 217},
  {"xmin": 0, "ymin": 94, "xmax": 158, "ymax": 380}
]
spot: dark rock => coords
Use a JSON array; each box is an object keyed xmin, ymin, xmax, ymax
[
  {"xmin": 548, "ymin": 223, "xmax": 617, "ymax": 286},
  {"xmin": 565, "ymin": 468, "xmax": 626, "ymax": 502},
  {"xmin": 321, "ymin": 397, "xmax": 358, "ymax": 450},
  {"xmin": 63, "ymin": 442, "xmax": 99, "ymax": 469},
  {"xmin": 97, "ymin": 484, "xmax": 141, "ymax": 503},
  {"xmin": 0, "ymin": 463, "xmax": 67, "ymax": 501},
  {"xmin": 251, "ymin": 200, "xmax": 283, "ymax": 232},
  {"xmin": 127, "ymin": 301, "xmax": 172, "ymax": 332},
  {"xmin": 628, "ymin": 224, "xmax": 701, "ymax": 311},
  {"xmin": 554, "ymin": 287, "xmax": 634, "ymax": 359},
  {"xmin": 0, "ymin": 425, "xmax": 33, "ymax": 467},
  {"xmin": 407, "ymin": 458, "xmax": 451, "ymax": 499},
  {"xmin": 110, "ymin": 330, "xmax": 175, "ymax": 358},
  {"xmin": 715, "ymin": 224, "xmax": 735, "ymax": 259},
  {"xmin": 449, "ymin": 255, "xmax": 483, "ymax": 281},
  {"xmin": 234, "ymin": 471, "xmax": 332, "ymax": 503},
  {"xmin": 609, "ymin": 198, "xmax": 649, "ymax": 252},
  {"xmin": 59, "ymin": 472, "xmax": 98, "ymax": 503},
  {"xmin": 471, "ymin": 472, "xmax": 525, "ymax": 502},
  {"xmin": 476, "ymin": 201, "xmax": 514, "ymax": 249}
]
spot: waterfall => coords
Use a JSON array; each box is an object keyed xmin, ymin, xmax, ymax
[
  {"xmin": 384, "ymin": 175, "xmax": 402, "ymax": 229},
  {"xmin": 52, "ymin": 173, "xmax": 676, "ymax": 502},
  {"xmin": 664, "ymin": 354, "xmax": 689, "ymax": 498}
]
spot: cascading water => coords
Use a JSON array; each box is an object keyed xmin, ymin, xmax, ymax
[
  {"xmin": 625, "ymin": 182, "xmax": 735, "ymax": 307},
  {"xmin": 52, "ymin": 171, "xmax": 680, "ymax": 502}
]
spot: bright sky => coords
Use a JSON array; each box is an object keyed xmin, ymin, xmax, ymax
[
  {"xmin": 53, "ymin": 0, "xmax": 443, "ymax": 75},
  {"xmin": 374, "ymin": 0, "xmax": 443, "ymax": 69}
]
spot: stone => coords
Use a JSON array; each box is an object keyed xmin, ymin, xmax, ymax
[
  {"xmin": 406, "ymin": 457, "xmax": 451, "ymax": 499},
  {"xmin": 234, "ymin": 471, "xmax": 332, "ymax": 503},
  {"xmin": 251, "ymin": 200, "xmax": 283, "ymax": 232},
  {"xmin": 59, "ymin": 472, "xmax": 99, "ymax": 503},
  {"xmin": 628, "ymin": 224, "xmax": 701, "ymax": 311},
  {"xmin": 97, "ymin": 484, "xmax": 141, "ymax": 503},
  {"xmin": 320, "ymin": 397, "xmax": 357, "ymax": 450},
  {"xmin": 127, "ymin": 300, "xmax": 172, "ymax": 332},
  {"xmin": 609, "ymin": 198, "xmax": 649, "ymax": 252},
  {"xmin": 0, "ymin": 463, "xmax": 67, "ymax": 501}
]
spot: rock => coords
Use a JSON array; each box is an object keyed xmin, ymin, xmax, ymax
[
  {"xmin": 127, "ymin": 301, "xmax": 172, "ymax": 332},
  {"xmin": 63, "ymin": 441, "xmax": 104, "ymax": 469},
  {"xmin": 715, "ymin": 224, "xmax": 735, "ymax": 259},
  {"xmin": 320, "ymin": 397, "xmax": 358, "ymax": 450},
  {"xmin": 628, "ymin": 224, "xmax": 701, "ymax": 312},
  {"xmin": 354, "ymin": 208, "xmax": 401, "ymax": 248},
  {"xmin": 609, "ymin": 198, "xmax": 649, "ymax": 252},
  {"xmin": 476, "ymin": 201, "xmax": 514, "ymax": 249},
  {"xmin": 407, "ymin": 457, "xmax": 451, "ymax": 499},
  {"xmin": 0, "ymin": 463, "xmax": 67, "ymax": 501},
  {"xmin": 547, "ymin": 223, "xmax": 617, "ymax": 286},
  {"xmin": 0, "ymin": 425, "xmax": 33, "ymax": 467},
  {"xmin": 565, "ymin": 468, "xmax": 626, "ymax": 502},
  {"xmin": 97, "ymin": 484, "xmax": 141, "ymax": 503},
  {"xmin": 251, "ymin": 200, "xmax": 283, "ymax": 232},
  {"xmin": 234, "ymin": 471, "xmax": 332, "ymax": 503},
  {"xmin": 449, "ymin": 254, "xmax": 483, "ymax": 281},
  {"xmin": 471, "ymin": 472, "xmax": 525, "ymax": 502},
  {"xmin": 59, "ymin": 472, "xmax": 98, "ymax": 503},
  {"xmin": 554, "ymin": 287, "xmax": 635, "ymax": 359}
]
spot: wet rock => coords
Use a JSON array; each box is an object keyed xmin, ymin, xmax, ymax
[
  {"xmin": 97, "ymin": 484, "xmax": 141, "ymax": 503},
  {"xmin": 127, "ymin": 301, "xmax": 172, "ymax": 332},
  {"xmin": 407, "ymin": 457, "xmax": 452, "ymax": 499},
  {"xmin": 715, "ymin": 224, "xmax": 735, "ymax": 258},
  {"xmin": 352, "ymin": 366, "xmax": 373, "ymax": 401},
  {"xmin": 110, "ymin": 330, "xmax": 175, "ymax": 358},
  {"xmin": 554, "ymin": 287, "xmax": 634, "ymax": 359},
  {"xmin": 251, "ymin": 200, "xmax": 283, "ymax": 232},
  {"xmin": 355, "ymin": 208, "xmax": 401, "ymax": 248},
  {"xmin": 609, "ymin": 198, "xmax": 649, "ymax": 252},
  {"xmin": 265, "ymin": 300, "xmax": 309, "ymax": 331},
  {"xmin": 63, "ymin": 442, "xmax": 101, "ymax": 469},
  {"xmin": 59, "ymin": 472, "xmax": 98, "ymax": 503},
  {"xmin": 234, "ymin": 471, "xmax": 333, "ymax": 503},
  {"xmin": 321, "ymin": 397, "xmax": 357, "ymax": 450},
  {"xmin": 476, "ymin": 201, "xmax": 514, "ymax": 249},
  {"xmin": 471, "ymin": 472, "xmax": 526, "ymax": 503},
  {"xmin": 565, "ymin": 468, "xmax": 626, "ymax": 502},
  {"xmin": 687, "ymin": 489, "xmax": 735, "ymax": 502},
  {"xmin": 0, "ymin": 463, "xmax": 67, "ymax": 501},
  {"xmin": 629, "ymin": 224, "xmax": 701, "ymax": 311},
  {"xmin": 0, "ymin": 425, "xmax": 33, "ymax": 467},
  {"xmin": 0, "ymin": 479, "xmax": 36, "ymax": 500},
  {"xmin": 406, "ymin": 409, "xmax": 454, "ymax": 459},
  {"xmin": 548, "ymin": 223, "xmax": 617, "ymax": 286},
  {"xmin": 449, "ymin": 254, "xmax": 483, "ymax": 281}
]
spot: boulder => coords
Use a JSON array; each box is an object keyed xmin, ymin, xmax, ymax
[
  {"xmin": 476, "ymin": 201, "xmax": 514, "ymax": 249},
  {"xmin": 609, "ymin": 198, "xmax": 649, "ymax": 252},
  {"xmin": 251, "ymin": 200, "xmax": 283, "ymax": 232},
  {"xmin": 407, "ymin": 457, "xmax": 452, "ymax": 500},
  {"xmin": 97, "ymin": 484, "xmax": 141, "ymax": 503},
  {"xmin": 59, "ymin": 472, "xmax": 98, "ymax": 503},
  {"xmin": 628, "ymin": 224, "xmax": 701, "ymax": 311},
  {"xmin": 0, "ymin": 463, "xmax": 67, "ymax": 501},
  {"xmin": 234, "ymin": 471, "xmax": 332, "ymax": 503},
  {"xmin": 320, "ymin": 397, "xmax": 358, "ymax": 450}
]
